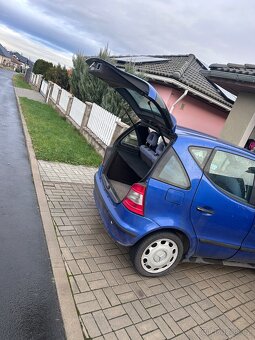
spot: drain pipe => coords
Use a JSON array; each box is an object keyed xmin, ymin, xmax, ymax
[{"xmin": 170, "ymin": 89, "xmax": 189, "ymax": 113}]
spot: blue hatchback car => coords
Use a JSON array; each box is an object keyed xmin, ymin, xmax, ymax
[{"xmin": 87, "ymin": 58, "xmax": 255, "ymax": 277}]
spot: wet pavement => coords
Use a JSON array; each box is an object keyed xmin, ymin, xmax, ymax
[{"xmin": 0, "ymin": 69, "xmax": 65, "ymax": 339}]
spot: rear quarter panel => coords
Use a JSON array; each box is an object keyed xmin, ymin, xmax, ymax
[{"xmin": 144, "ymin": 140, "xmax": 204, "ymax": 256}]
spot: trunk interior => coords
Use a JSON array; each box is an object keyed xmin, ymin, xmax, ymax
[
  {"xmin": 103, "ymin": 124, "xmax": 172, "ymax": 202},
  {"xmin": 108, "ymin": 180, "xmax": 131, "ymax": 201},
  {"xmin": 106, "ymin": 148, "xmax": 150, "ymax": 201}
]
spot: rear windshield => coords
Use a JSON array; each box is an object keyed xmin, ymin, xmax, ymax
[{"xmin": 126, "ymin": 89, "xmax": 161, "ymax": 116}]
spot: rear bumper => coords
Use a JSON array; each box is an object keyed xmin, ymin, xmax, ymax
[{"xmin": 94, "ymin": 167, "xmax": 159, "ymax": 246}]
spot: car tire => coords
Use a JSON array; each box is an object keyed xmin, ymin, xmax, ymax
[{"xmin": 130, "ymin": 232, "xmax": 183, "ymax": 277}]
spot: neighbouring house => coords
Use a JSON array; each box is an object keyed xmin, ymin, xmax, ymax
[
  {"xmin": 0, "ymin": 43, "xmax": 12, "ymax": 67},
  {"xmin": 10, "ymin": 52, "xmax": 33, "ymax": 72},
  {"xmin": 114, "ymin": 55, "xmax": 234, "ymax": 138},
  {"xmin": 0, "ymin": 43, "xmax": 33, "ymax": 72},
  {"xmin": 202, "ymin": 63, "xmax": 255, "ymax": 147},
  {"xmin": 11, "ymin": 56, "xmax": 23, "ymax": 72}
]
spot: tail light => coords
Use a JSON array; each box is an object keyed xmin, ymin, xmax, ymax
[{"xmin": 123, "ymin": 183, "xmax": 146, "ymax": 216}]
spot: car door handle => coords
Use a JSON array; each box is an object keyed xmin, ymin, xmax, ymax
[{"xmin": 196, "ymin": 206, "xmax": 214, "ymax": 215}]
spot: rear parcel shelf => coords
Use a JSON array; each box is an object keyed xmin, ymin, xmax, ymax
[{"xmin": 118, "ymin": 150, "xmax": 150, "ymax": 179}]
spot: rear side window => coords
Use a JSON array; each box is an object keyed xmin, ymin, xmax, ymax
[
  {"xmin": 190, "ymin": 147, "xmax": 212, "ymax": 168},
  {"xmin": 153, "ymin": 148, "xmax": 190, "ymax": 189},
  {"xmin": 205, "ymin": 150, "xmax": 255, "ymax": 203},
  {"xmin": 121, "ymin": 130, "xmax": 138, "ymax": 147}
]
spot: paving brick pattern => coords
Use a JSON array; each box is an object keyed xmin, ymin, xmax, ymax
[{"xmin": 39, "ymin": 161, "xmax": 255, "ymax": 340}]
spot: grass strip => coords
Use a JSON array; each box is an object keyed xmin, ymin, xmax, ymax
[
  {"xmin": 20, "ymin": 97, "xmax": 102, "ymax": 166},
  {"xmin": 13, "ymin": 74, "xmax": 32, "ymax": 89}
]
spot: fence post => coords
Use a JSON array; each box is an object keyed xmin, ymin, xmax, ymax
[
  {"xmin": 25, "ymin": 68, "xmax": 32, "ymax": 83},
  {"xmin": 80, "ymin": 102, "xmax": 93, "ymax": 132},
  {"xmin": 110, "ymin": 121, "xmax": 129, "ymax": 145},
  {"xmin": 46, "ymin": 81, "xmax": 54, "ymax": 103},
  {"xmin": 37, "ymin": 74, "xmax": 43, "ymax": 91},
  {"xmin": 45, "ymin": 82, "xmax": 50, "ymax": 103},
  {"xmin": 35, "ymin": 74, "xmax": 39, "ymax": 88},
  {"xmin": 66, "ymin": 95, "xmax": 74, "ymax": 116},
  {"xmin": 37, "ymin": 75, "xmax": 43, "ymax": 92},
  {"xmin": 56, "ymin": 88, "xmax": 62, "ymax": 106}
]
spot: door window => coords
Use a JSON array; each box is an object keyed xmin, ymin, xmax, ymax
[{"xmin": 205, "ymin": 150, "xmax": 255, "ymax": 203}]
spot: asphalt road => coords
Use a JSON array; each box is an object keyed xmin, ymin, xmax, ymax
[{"xmin": 0, "ymin": 70, "xmax": 65, "ymax": 339}]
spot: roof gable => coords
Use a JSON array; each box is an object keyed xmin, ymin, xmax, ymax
[
  {"xmin": 11, "ymin": 52, "xmax": 34, "ymax": 67},
  {"xmin": 114, "ymin": 54, "xmax": 233, "ymax": 109},
  {"xmin": 0, "ymin": 44, "xmax": 11, "ymax": 59},
  {"xmin": 202, "ymin": 63, "xmax": 255, "ymax": 96},
  {"xmin": 210, "ymin": 63, "xmax": 255, "ymax": 75}
]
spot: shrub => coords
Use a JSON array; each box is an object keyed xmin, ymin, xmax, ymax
[{"xmin": 70, "ymin": 46, "xmax": 144, "ymax": 123}]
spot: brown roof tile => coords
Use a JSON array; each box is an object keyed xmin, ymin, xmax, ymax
[{"xmin": 115, "ymin": 55, "xmax": 232, "ymax": 107}]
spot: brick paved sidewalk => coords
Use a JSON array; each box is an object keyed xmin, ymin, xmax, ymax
[{"xmin": 39, "ymin": 160, "xmax": 255, "ymax": 340}]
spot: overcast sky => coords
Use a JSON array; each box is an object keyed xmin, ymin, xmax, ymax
[{"xmin": 0, "ymin": 0, "xmax": 254, "ymax": 68}]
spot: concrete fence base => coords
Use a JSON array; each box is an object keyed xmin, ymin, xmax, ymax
[{"xmin": 81, "ymin": 127, "xmax": 107, "ymax": 157}]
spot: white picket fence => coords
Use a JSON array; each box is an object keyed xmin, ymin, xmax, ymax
[
  {"xmin": 40, "ymin": 80, "xmax": 48, "ymax": 96},
  {"xmin": 30, "ymin": 73, "xmax": 42, "ymax": 87},
  {"xmin": 30, "ymin": 73, "xmax": 128, "ymax": 149},
  {"xmin": 87, "ymin": 103, "xmax": 121, "ymax": 146},
  {"xmin": 69, "ymin": 97, "xmax": 86, "ymax": 127},
  {"xmin": 51, "ymin": 83, "xmax": 61, "ymax": 102},
  {"xmin": 30, "ymin": 73, "xmax": 35, "ymax": 84},
  {"xmin": 59, "ymin": 89, "xmax": 70, "ymax": 112}
]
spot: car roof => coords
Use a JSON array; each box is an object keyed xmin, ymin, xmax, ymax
[{"xmin": 176, "ymin": 126, "xmax": 255, "ymax": 159}]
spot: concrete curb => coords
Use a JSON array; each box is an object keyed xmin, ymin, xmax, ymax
[{"xmin": 14, "ymin": 90, "xmax": 85, "ymax": 340}]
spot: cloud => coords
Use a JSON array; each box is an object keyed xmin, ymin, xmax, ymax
[
  {"xmin": 1, "ymin": 0, "xmax": 255, "ymax": 66},
  {"xmin": 0, "ymin": 24, "xmax": 73, "ymax": 67}
]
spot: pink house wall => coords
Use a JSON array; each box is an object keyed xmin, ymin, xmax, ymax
[{"xmin": 152, "ymin": 83, "xmax": 229, "ymax": 137}]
